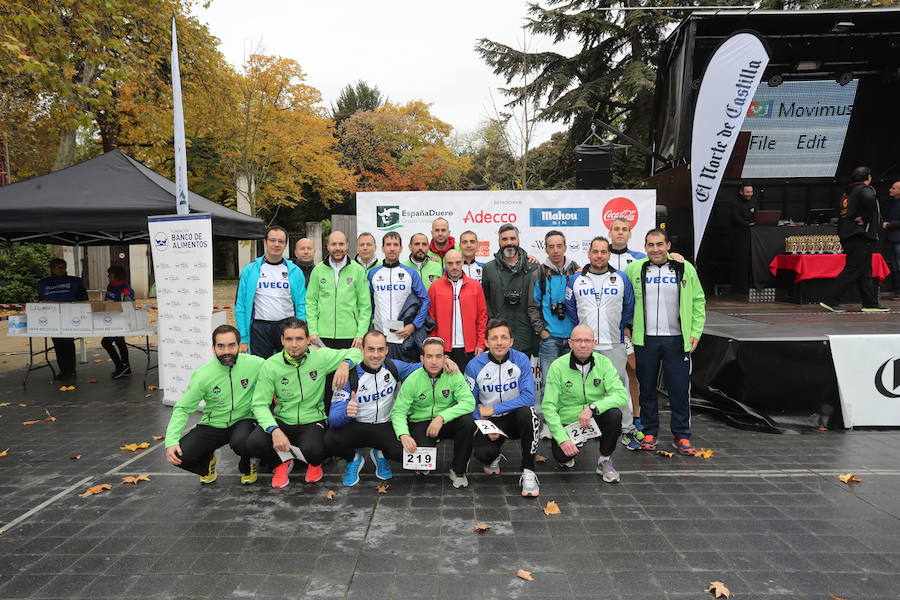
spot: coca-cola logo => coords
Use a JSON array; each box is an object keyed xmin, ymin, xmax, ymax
[{"xmin": 602, "ymin": 197, "xmax": 638, "ymax": 229}]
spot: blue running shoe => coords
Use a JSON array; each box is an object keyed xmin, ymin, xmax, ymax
[
  {"xmin": 633, "ymin": 417, "xmax": 643, "ymax": 433},
  {"xmin": 370, "ymin": 448, "xmax": 393, "ymax": 480},
  {"xmin": 342, "ymin": 451, "xmax": 365, "ymax": 487}
]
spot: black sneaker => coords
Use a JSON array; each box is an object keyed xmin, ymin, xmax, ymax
[
  {"xmin": 861, "ymin": 306, "xmax": 889, "ymax": 313},
  {"xmin": 112, "ymin": 365, "xmax": 132, "ymax": 379}
]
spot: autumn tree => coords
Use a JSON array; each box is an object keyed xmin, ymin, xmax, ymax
[
  {"xmin": 226, "ymin": 53, "xmax": 355, "ymax": 222},
  {"xmin": 332, "ymin": 80, "xmax": 385, "ymax": 124}
]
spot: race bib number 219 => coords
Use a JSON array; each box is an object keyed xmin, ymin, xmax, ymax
[{"xmin": 403, "ymin": 447, "xmax": 436, "ymax": 470}]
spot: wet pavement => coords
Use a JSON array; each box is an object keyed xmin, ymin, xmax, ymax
[{"xmin": 1, "ymin": 346, "xmax": 899, "ymax": 599}]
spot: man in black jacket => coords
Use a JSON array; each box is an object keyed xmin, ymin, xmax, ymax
[
  {"xmin": 821, "ymin": 166, "xmax": 888, "ymax": 312},
  {"xmin": 883, "ymin": 180, "xmax": 900, "ymax": 301},
  {"xmin": 731, "ymin": 183, "xmax": 758, "ymax": 294}
]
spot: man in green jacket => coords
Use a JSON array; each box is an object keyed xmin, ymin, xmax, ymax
[
  {"xmin": 306, "ymin": 230, "xmax": 372, "ymax": 350},
  {"xmin": 625, "ymin": 228, "xmax": 706, "ymax": 456},
  {"xmin": 391, "ymin": 337, "xmax": 476, "ymax": 488},
  {"xmin": 403, "ymin": 233, "xmax": 443, "ymax": 290},
  {"xmin": 245, "ymin": 318, "xmax": 362, "ymax": 488},
  {"xmin": 164, "ymin": 325, "xmax": 265, "ymax": 485},
  {"xmin": 542, "ymin": 325, "xmax": 628, "ymax": 482}
]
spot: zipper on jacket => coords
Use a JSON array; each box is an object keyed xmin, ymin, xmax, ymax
[
  {"xmin": 430, "ymin": 376, "xmax": 438, "ymax": 419},
  {"xmin": 228, "ymin": 365, "xmax": 235, "ymax": 425},
  {"xmin": 374, "ymin": 370, "xmax": 380, "ymax": 422},
  {"xmin": 295, "ymin": 365, "xmax": 306, "ymax": 423}
]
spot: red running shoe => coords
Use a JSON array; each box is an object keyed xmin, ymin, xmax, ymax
[
  {"xmin": 640, "ymin": 434, "xmax": 657, "ymax": 450},
  {"xmin": 272, "ymin": 459, "xmax": 293, "ymax": 488},
  {"xmin": 305, "ymin": 464, "xmax": 324, "ymax": 483},
  {"xmin": 672, "ymin": 438, "xmax": 696, "ymax": 456}
]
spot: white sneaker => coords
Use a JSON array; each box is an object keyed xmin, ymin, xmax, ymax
[
  {"xmin": 448, "ymin": 469, "xmax": 469, "ymax": 489},
  {"xmin": 539, "ymin": 423, "xmax": 552, "ymax": 440},
  {"xmin": 519, "ymin": 470, "xmax": 540, "ymax": 497},
  {"xmin": 482, "ymin": 455, "xmax": 502, "ymax": 475},
  {"xmin": 559, "ymin": 458, "xmax": 575, "ymax": 469},
  {"xmin": 597, "ymin": 457, "xmax": 620, "ymax": 483}
]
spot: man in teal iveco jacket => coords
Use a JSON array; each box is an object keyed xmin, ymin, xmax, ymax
[{"xmin": 234, "ymin": 226, "xmax": 307, "ymax": 358}]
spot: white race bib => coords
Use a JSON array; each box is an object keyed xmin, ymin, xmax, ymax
[
  {"xmin": 403, "ymin": 447, "xmax": 437, "ymax": 471},
  {"xmin": 276, "ymin": 445, "xmax": 307, "ymax": 463},
  {"xmin": 474, "ymin": 419, "xmax": 508, "ymax": 437},
  {"xmin": 564, "ymin": 421, "xmax": 601, "ymax": 446}
]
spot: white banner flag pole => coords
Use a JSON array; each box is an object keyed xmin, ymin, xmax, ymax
[
  {"xmin": 171, "ymin": 16, "xmax": 189, "ymax": 216},
  {"xmin": 690, "ymin": 32, "xmax": 769, "ymax": 259}
]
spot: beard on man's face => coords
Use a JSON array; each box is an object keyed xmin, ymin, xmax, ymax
[
  {"xmin": 501, "ymin": 244, "xmax": 518, "ymax": 258},
  {"xmin": 217, "ymin": 353, "xmax": 237, "ymax": 367}
]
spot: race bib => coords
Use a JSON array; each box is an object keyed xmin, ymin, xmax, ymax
[
  {"xmin": 403, "ymin": 447, "xmax": 437, "ymax": 471},
  {"xmin": 474, "ymin": 419, "xmax": 508, "ymax": 437},
  {"xmin": 564, "ymin": 421, "xmax": 601, "ymax": 446}
]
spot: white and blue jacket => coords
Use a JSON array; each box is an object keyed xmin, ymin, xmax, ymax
[
  {"xmin": 329, "ymin": 358, "xmax": 420, "ymax": 426},
  {"xmin": 565, "ymin": 265, "xmax": 634, "ymax": 350},
  {"xmin": 462, "ymin": 260, "xmax": 485, "ymax": 283},
  {"xmin": 234, "ymin": 257, "xmax": 306, "ymax": 349},
  {"xmin": 609, "ymin": 247, "xmax": 646, "ymax": 272},
  {"xmin": 464, "ymin": 349, "xmax": 535, "ymax": 418},
  {"xmin": 368, "ymin": 261, "xmax": 430, "ymax": 335}
]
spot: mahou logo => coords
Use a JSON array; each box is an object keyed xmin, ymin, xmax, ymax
[{"xmin": 602, "ymin": 197, "xmax": 638, "ymax": 229}]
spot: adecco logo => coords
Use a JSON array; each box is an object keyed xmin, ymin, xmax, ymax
[
  {"xmin": 602, "ymin": 197, "xmax": 638, "ymax": 229},
  {"xmin": 463, "ymin": 210, "xmax": 516, "ymax": 224}
]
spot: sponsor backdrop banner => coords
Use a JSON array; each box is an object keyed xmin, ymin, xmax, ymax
[
  {"xmin": 691, "ymin": 32, "xmax": 769, "ymax": 258},
  {"xmin": 356, "ymin": 190, "xmax": 656, "ymax": 261},
  {"xmin": 148, "ymin": 213, "xmax": 214, "ymax": 406},
  {"xmin": 829, "ymin": 335, "xmax": 900, "ymax": 427}
]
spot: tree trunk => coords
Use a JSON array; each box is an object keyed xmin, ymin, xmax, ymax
[{"xmin": 53, "ymin": 129, "xmax": 77, "ymax": 171}]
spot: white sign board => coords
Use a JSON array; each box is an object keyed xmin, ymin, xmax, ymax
[
  {"xmin": 356, "ymin": 190, "xmax": 657, "ymax": 262},
  {"xmin": 829, "ymin": 335, "xmax": 900, "ymax": 427},
  {"xmin": 148, "ymin": 213, "xmax": 214, "ymax": 406}
]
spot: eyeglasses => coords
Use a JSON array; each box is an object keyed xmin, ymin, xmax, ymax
[
  {"xmin": 266, "ymin": 238, "xmax": 286, "ymax": 245},
  {"xmin": 570, "ymin": 338, "xmax": 595, "ymax": 344}
]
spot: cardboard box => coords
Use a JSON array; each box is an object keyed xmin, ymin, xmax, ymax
[
  {"xmin": 133, "ymin": 306, "xmax": 150, "ymax": 331},
  {"xmin": 90, "ymin": 301, "xmax": 123, "ymax": 313},
  {"xmin": 25, "ymin": 303, "xmax": 61, "ymax": 335},
  {"xmin": 7, "ymin": 314, "xmax": 27, "ymax": 336},
  {"xmin": 59, "ymin": 303, "xmax": 94, "ymax": 335},
  {"xmin": 92, "ymin": 311, "xmax": 130, "ymax": 334}
]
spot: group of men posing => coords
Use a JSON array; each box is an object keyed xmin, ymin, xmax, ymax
[{"xmin": 165, "ymin": 219, "xmax": 706, "ymax": 498}]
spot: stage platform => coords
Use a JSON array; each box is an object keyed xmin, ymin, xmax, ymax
[{"xmin": 692, "ymin": 297, "xmax": 900, "ymax": 432}]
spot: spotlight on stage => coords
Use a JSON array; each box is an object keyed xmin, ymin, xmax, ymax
[
  {"xmin": 830, "ymin": 20, "xmax": 855, "ymax": 33},
  {"xmin": 767, "ymin": 74, "xmax": 783, "ymax": 87},
  {"xmin": 836, "ymin": 71, "xmax": 854, "ymax": 86}
]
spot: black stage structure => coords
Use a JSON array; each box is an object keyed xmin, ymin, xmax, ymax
[{"xmin": 648, "ymin": 8, "xmax": 900, "ymax": 289}]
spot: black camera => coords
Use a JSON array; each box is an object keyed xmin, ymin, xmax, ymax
[
  {"xmin": 504, "ymin": 290, "xmax": 521, "ymax": 305},
  {"xmin": 551, "ymin": 301, "xmax": 567, "ymax": 320}
]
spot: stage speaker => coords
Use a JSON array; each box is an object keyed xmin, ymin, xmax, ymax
[{"xmin": 575, "ymin": 144, "xmax": 612, "ymax": 189}]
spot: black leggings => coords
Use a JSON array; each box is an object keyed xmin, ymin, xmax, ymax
[
  {"xmin": 324, "ymin": 420, "xmax": 403, "ymax": 462},
  {"xmin": 101, "ymin": 337, "xmax": 129, "ymax": 368},
  {"xmin": 245, "ymin": 420, "xmax": 327, "ymax": 468},
  {"xmin": 408, "ymin": 414, "xmax": 475, "ymax": 474},
  {"xmin": 473, "ymin": 406, "xmax": 540, "ymax": 471},
  {"xmin": 549, "ymin": 408, "xmax": 622, "ymax": 463},
  {"xmin": 176, "ymin": 420, "xmax": 256, "ymax": 476}
]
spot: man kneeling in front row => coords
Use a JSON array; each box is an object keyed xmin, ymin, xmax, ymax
[
  {"xmin": 543, "ymin": 324, "xmax": 628, "ymax": 482},
  {"xmin": 391, "ymin": 337, "xmax": 476, "ymax": 488},
  {"xmin": 165, "ymin": 325, "xmax": 265, "ymax": 484}
]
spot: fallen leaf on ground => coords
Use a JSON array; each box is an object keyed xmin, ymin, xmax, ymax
[
  {"xmin": 705, "ymin": 581, "xmax": 731, "ymax": 598},
  {"xmin": 17, "ymin": 403, "xmax": 27, "ymax": 407},
  {"xmin": 543, "ymin": 501, "xmax": 561, "ymax": 515},
  {"xmin": 325, "ymin": 490, "xmax": 336, "ymax": 500},
  {"xmin": 472, "ymin": 524, "xmax": 492, "ymax": 533},
  {"xmin": 147, "ymin": 385, "xmax": 160, "ymax": 391},
  {"xmin": 830, "ymin": 594, "xmax": 847, "ymax": 600},
  {"xmin": 70, "ymin": 455, "xmax": 81, "ymax": 460},
  {"xmin": 78, "ymin": 483, "xmax": 112, "ymax": 498},
  {"xmin": 535, "ymin": 455, "xmax": 547, "ymax": 463},
  {"xmin": 695, "ymin": 448, "xmax": 715, "ymax": 459},
  {"xmin": 88, "ymin": 378, "xmax": 97, "ymax": 384},
  {"xmin": 0, "ymin": 403, "xmax": 9, "ymax": 407},
  {"xmin": 120, "ymin": 442, "xmax": 150, "ymax": 452},
  {"xmin": 838, "ymin": 473, "xmax": 861, "ymax": 483},
  {"xmin": 43, "ymin": 409, "xmax": 57, "ymax": 422},
  {"xmin": 516, "ymin": 568, "xmax": 534, "ymax": 581},
  {"xmin": 93, "ymin": 359, "xmax": 105, "ymax": 363},
  {"xmin": 376, "ymin": 483, "xmax": 389, "ymax": 494},
  {"xmin": 144, "ymin": 394, "xmax": 152, "ymax": 398},
  {"xmin": 121, "ymin": 474, "xmax": 151, "ymax": 485},
  {"xmin": 0, "ymin": 448, "xmax": 8, "ymax": 458},
  {"xmin": 152, "ymin": 435, "xmax": 164, "ymax": 440},
  {"xmin": 657, "ymin": 450, "xmax": 674, "ymax": 458},
  {"xmin": 22, "ymin": 419, "xmax": 41, "ymax": 425},
  {"xmin": 47, "ymin": 475, "xmax": 60, "ymax": 480}
]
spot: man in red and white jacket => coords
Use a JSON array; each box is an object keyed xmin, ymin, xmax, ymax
[{"xmin": 428, "ymin": 249, "xmax": 487, "ymax": 372}]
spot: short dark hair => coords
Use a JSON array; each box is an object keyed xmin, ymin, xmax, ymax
[
  {"xmin": 422, "ymin": 337, "xmax": 446, "ymax": 352},
  {"xmin": 850, "ymin": 166, "xmax": 871, "ymax": 183},
  {"xmin": 357, "ymin": 232, "xmax": 375, "ymax": 243},
  {"xmin": 645, "ymin": 228, "xmax": 670, "ymax": 243},
  {"xmin": 212, "ymin": 324, "xmax": 240, "ymax": 345},
  {"xmin": 382, "ymin": 231, "xmax": 401, "ymax": 244},
  {"xmin": 738, "ymin": 182, "xmax": 753, "ymax": 192},
  {"xmin": 265, "ymin": 225, "xmax": 288, "ymax": 241},
  {"xmin": 50, "ymin": 258, "xmax": 66, "ymax": 268},
  {"xmin": 107, "ymin": 264, "xmax": 128, "ymax": 281},
  {"xmin": 281, "ymin": 318, "xmax": 309, "ymax": 336},
  {"xmin": 460, "ymin": 230, "xmax": 477, "ymax": 240},
  {"xmin": 545, "ymin": 230, "xmax": 565, "ymax": 242},
  {"xmin": 589, "ymin": 236, "xmax": 610, "ymax": 251},
  {"xmin": 498, "ymin": 224, "xmax": 519, "ymax": 236},
  {"xmin": 363, "ymin": 330, "xmax": 387, "ymax": 345},
  {"xmin": 410, "ymin": 233, "xmax": 428, "ymax": 245},
  {"xmin": 485, "ymin": 319, "xmax": 512, "ymax": 338}
]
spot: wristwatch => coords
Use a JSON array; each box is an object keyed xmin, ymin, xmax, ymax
[{"xmin": 588, "ymin": 403, "xmax": 597, "ymax": 413}]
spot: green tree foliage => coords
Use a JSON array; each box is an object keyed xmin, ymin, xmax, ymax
[
  {"xmin": 332, "ymin": 80, "xmax": 386, "ymax": 124},
  {"xmin": 0, "ymin": 243, "xmax": 53, "ymax": 303}
]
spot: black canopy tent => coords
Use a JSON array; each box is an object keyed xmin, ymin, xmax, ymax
[{"xmin": 0, "ymin": 149, "xmax": 264, "ymax": 245}]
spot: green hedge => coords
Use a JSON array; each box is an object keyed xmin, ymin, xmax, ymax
[{"xmin": 0, "ymin": 243, "xmax": 55, "ymax": 303}]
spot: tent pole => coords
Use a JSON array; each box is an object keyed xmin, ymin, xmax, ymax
[{"xmin": 73, "ymin": 243, "xmax": 88, "ymax": 365}]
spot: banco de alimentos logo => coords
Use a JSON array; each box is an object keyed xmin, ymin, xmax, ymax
[{"xmin": 377, "ymin": 206, "xmax": 401, "ymax": 230}]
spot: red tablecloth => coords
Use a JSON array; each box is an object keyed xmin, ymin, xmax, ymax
[{"xmin": 768, "ymin": 253, "xmax": 891, "ymax": 284}]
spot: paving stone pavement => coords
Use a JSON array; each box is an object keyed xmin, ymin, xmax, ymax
[{"xmin": 1, "ymin": 348, "xmax": 899, "ymax": 599}]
